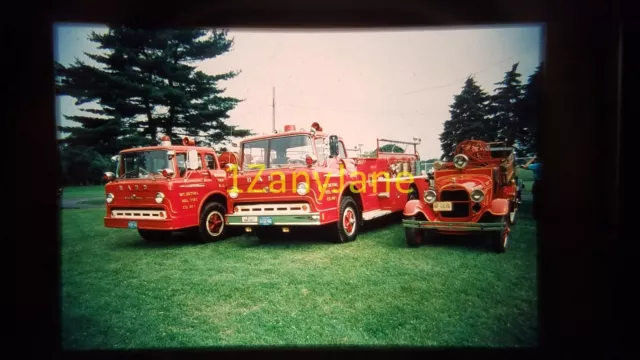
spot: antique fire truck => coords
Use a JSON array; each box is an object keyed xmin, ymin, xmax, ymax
[
  {"xmin": 402, "ymin": 140, "xmax": 521, "ymax": 253},
  {"xmin": 102, "ymin": 136, "xmax": 235, "ymax": 242},
  {"xmin": 224, "ymin": 123, "xmax": 429, "ymax": 243}
]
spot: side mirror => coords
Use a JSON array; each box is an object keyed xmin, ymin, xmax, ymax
[
  {"xmin": 329, "ymin": 135, "xmax": 339, "ymax": 157},
  {"xmin": 186, "ymin": 149, "xmax": 200, "ymax": 170},
  {"xmin": 103, "ymin": 172, "xmax": 116, "ymax": 182}
]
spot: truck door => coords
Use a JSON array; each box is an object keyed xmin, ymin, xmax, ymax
[
  {"xmin": 202, "ymin": 152, "xmax": 227, "ymax": 190},
  {"xmin": 175, "ymin": 151, "xmax": 206, "ymax": 215}
]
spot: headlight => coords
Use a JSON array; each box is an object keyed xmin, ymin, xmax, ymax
[
  {"xmin": 106, "ymin": 193, "xmax": 114, "ymax": 204},
  {"xmin": 423, "ymin": 190, "xmax": 436, "ymax": 204},
  {"xmin": 453, "ymin": 154, "xmax": 469, "ymax": 169},
  {"xmin": 155, "ymin": 192, "xmax": 165, "ymax": 204},
  {"xmin": 433, "ymin": 161, "xmax": 443, "ymax": 170},
  {"xmin": 297, "ymin": 182, "xmax": 309, "ymax": 196},
  {"xmin": 470, "ymin": 189, "xmax": 485, "ymax": 202},
  {"xmin": 229, "ymin": 187, "xmax": 239, "ymax": 199}
]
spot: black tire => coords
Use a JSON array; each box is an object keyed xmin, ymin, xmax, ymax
[
  {"xmin": 491, "ymin": 215, "xmax": 509, "ymax": 253},
  {"xmin": 198, "ymin": 201, "xmax": 228, "ymax": 242},
  {"xmin": 404, "ymin": 215, "xmax": 424, "ymax": 247},
  {"xmin": 335, "ymin": 196, "xmax": 360, "ymax": 243},
  {"xmin": 407, "ymin": 185, "xmax": 419, "ymax": 202},
  {"xmin": 138, "ymin": 229, "xmax": 172, "ymax": 242}
]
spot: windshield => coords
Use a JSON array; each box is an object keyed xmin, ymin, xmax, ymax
[
  {"xmin": 242, "ymin": 135, "xmax": 314, "ymax": 170},
  {"xmin": 118, "ymin": 150, "xmax": 171, "ymax": 179}
]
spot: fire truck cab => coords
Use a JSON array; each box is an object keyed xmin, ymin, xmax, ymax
[
  {"xmin": 103, "ymin": 136, "xmax": 230, "ymax": 243},
  {"xmin": 224, "ymin": 123, "xmax": 429, "ymax": 243}
]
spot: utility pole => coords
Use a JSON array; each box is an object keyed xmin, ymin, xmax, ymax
[{"xmin": 272, "ymin": 87, "xmax": 276, "ymax": 132}]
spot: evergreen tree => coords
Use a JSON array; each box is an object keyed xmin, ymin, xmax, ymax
[
  {"xmin": 515, "ymin": 62, "xmax": 542, "ymax": 156},
  {"xmin": 439, "ymin": 76, "xmax": 492, "ymax": 159},
  {"xmin": 55, "ymin": 27, "xmax": 252, "ymax": 155},
  {"xmin": 490, "ymin": 63, "xmax": 524, "ymax": 147},
  {"xmin": 379, "ymin": 144, "xmax": 405, "ymax": 153}
]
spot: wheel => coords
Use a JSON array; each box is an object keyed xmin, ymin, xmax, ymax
[
  {"xmin": 491, "ymin": 216, "xmax": 510, "ymax": 253},
  {"xmin": 198, "ymin": 201, "xmax": 228, "ymax": 242},
  {"xmin": 138, "ymin": 229, "xmax": 172, "ymax": 242},
  {"xmin": 508, "ymin": 200, "xmax": 517, "ymax": 225},
  {"xmin": 407, "ymin": 185, "xmax": 419, "ymax": 202},
  {"xmin": 404, "ymin": 215, "xmax": 424, "ymax": 247},
  {"xmin": 335, "ymin": 196, "xmax": 360, "ymax": 243}
]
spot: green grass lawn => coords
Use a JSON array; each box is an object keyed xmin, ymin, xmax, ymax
[
  {"xmin": 61, "ymin": 199, "xmax": 538, "ymax": 349},
  {"xmin": 63, "ymin": 185, "xmax": 104, "ymax": 199},
  {"xmin": 76, "ymin": 199, "xmax": 107, "ymax": 206}
]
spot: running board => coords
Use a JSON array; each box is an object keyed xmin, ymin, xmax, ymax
[{"xmin": 362, "ymin": 209, "xmax": 393, "ymax": 221}]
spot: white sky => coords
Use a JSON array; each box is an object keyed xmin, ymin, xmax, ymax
[{"xmin": 54, "ymin": 24, "xmax": 542, "ymax": 159}]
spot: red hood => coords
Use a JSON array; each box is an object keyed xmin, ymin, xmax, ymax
[
  {"xmin": 435, "ymin": 174, "xmax": 491, "ymax": 192},
  {"xmin": 105, "ymin": 178, "xmax": 173, "ymax": 206},
  {"xmin": 228, "ymin": 167, "xmax": 338, "ymax": 206}
]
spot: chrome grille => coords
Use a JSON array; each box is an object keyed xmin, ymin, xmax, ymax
[
  {"xmin": 439, "ymin": 190, "xmax": 470, "ymax": 217},
  {"xmin": 111, "ymin": 209, "xmax": 167, "ymax": 220},
  {"xmin": 234, "ymin": 203, "xmax": 310, "ymax": 215}
]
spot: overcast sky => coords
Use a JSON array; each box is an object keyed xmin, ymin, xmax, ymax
[{"xmin": 54, "ymin": 24, "xmax": 542, "ymax": 159}]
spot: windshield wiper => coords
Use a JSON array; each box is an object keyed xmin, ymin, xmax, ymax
[
  {"xmin": 139, "ymin": 167, "xmax": 157, "ymax": 179},
  {"xmin": 120, "ymin": 167, "xmax": 156, "ymax": 179},
  {"xmin": 121, "ymin": 169, "xmax": 138, "ymax": 178}
]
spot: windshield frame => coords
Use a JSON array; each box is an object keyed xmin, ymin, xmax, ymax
[
  {"xmin": 118, "ymin": 150, "xmax": 172, "ymax": 179},
  {"xmin": 240, "ymin": 134, "xmax": 316, "ymax": 171}
]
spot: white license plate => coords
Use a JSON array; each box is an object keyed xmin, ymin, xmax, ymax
[
  {"xmin": 242, "ymin": 216, "xmax": 258, "ymax": 223},
  {"xmin": 433, "ymin": 201, "xmax": 453, "ymax": 211}
]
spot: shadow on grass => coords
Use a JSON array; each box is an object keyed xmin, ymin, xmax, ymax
[
  {"xmin": 236, "ymin": 212, "xmax": 406, "ymax": 248},
  {"xmin": 117, "ymin": 227, "xmax": 245, "ymax": 249},
  {"xmin": 235, "ymin": 227, "xmax": 337, "ymax": 248}
]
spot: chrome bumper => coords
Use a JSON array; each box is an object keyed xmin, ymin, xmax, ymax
[
  {"xmin": 402, "ymin": 219, "xmax": 505, "ymax": 231},
  {"xmin": 226, "ymin": 213, "xmax": 321, "ymax": 226}
]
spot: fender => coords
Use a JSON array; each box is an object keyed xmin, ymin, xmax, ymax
[
  {"xmin": 336, "ymin": 181, "xmax": 364, "ymax": 218},
  {"xmin": 403, "ymin": 199, "xmax": 436, "ymax": 221},
  {"xmin": 196, "ymin": 190, "xmax": 229, "ymax": 219},
  {"xmin": 487, "ymin": 198, "xmax": 510, "ymax": 216}
]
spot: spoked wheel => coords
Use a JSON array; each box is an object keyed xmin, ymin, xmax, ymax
[
  {"xmin": 491, "ymin": 215, "xmax": 510, "ymax": 253},
  {"xmin": 335, "ymin": 196, "xmax": 360, "ymax": 243},
  {"xmin": 404, "ymin": 215, "xmax": 424, "ymax": 247}
]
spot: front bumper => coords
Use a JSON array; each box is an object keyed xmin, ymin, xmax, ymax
[
  {"xmin": 104, "ymin": 217, "xmax": 185, "ymax": 230},
  {"xmin": 226, "ymin": 213, "xmax": 321, "ymax": 226},
  {"xmin": 402, "ymin": 219, "xmax": 505, "ymax": 231}
]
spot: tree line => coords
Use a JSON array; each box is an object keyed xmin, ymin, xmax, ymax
[
  {"xmin": 55, "ymin": 27, "xmax": 252, "ymax": 185},
  {"xmin": 439, "ymin": 62, "xmax": 542, "ymax": 160},
  {"xmin": 56, "ymin": 26, "xmax": 541, "ymax": 185}
]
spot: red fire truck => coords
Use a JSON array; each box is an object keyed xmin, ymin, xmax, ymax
[
  {"xmin": 224, "ymin": 123, "xmax": 428, "ymax": 243},
  {"xmin": 102, "ymin": 136, "xmax": 233, "ymax": 243},
  {"xmin": 402, "ymin": 140, "xmax": 520, "ymax": 252}
]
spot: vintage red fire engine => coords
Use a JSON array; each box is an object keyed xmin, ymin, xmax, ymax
[
  {"xmin": 102, "ymin": 136, "xmax": 236, "ymax": 242},
  {"xmin": 402, "ymin": 140, "xmax": 521, "ymax": 252},
  {"xmin": 224, "ymin": 123, "xmax": 429, "ymax": 243}
]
